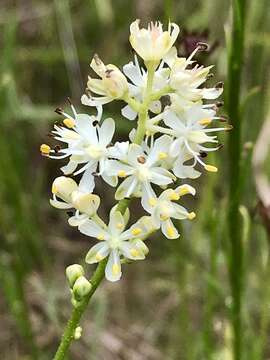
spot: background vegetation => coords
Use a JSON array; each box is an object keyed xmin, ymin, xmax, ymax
[{"xmin": 0, "ymin": 0, "xmax": 270, "ymax": 359}]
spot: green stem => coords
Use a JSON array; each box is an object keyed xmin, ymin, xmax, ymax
[
  {"xmin": 226, "ymin": 0, "xmax": 246, "ymax": 359},
  {"xmin": 134, "ymin": 62, "xmax": 156, "ymax": 144},
  {"xmin": 52, "ymin": 60, "xmax": 157, "ymax": 360}
]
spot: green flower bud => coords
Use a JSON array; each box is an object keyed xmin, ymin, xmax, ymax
[
  {"xmin": 74, "ymin": 326, "xmax": 82, "ymax": 340},
  {"xmin": 73, "ymin": 276, "xmax": 92, "ymax": 300},
  {"xmin": 66, "ymin": 264, "xmax": 84, "ymax": 288}
]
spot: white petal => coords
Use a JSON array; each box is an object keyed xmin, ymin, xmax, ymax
[
  {"xmin": 85, "ymin": 242, "xmax": 110, "ymax": 264},
  {"xmin": 105, "ymin": 250, "xmax": 122, "ymax": 282},
  {"xmin": 79, "ymin": 219, "xmax": 107, "ymax": 239},
  {"xmin": 151, "ymin": 167, "xmax": 175, "ymax": 185},
  {"xmin": 161, "ymin": 219, "xmax": 179, "ymax": 239},
  {"xmin": 78, "ymin": 166, "xmax": 96, "ymax": 193},
  {"xmin": 98, "ymin": 118, "xmax": 115, "ymax": 146},
  {"xmin": 120, "ymin": 241, "xmax": 145, "ymax": 260},
  {"xmin": 115, "ymin": 176, "xmax": 138, "ymax": 200},
  {"xmin": 108, "ymin": 210, "xmax": 125, "ymax": 235},
  {"xmin": 81, "ymin": 94, "xmax": 111, "ymax": 106},
  {"xmin": 61, "ymin": 160, "xmax": 78, "ymax": 175},
  {"xmin": 121, "ymin": 104, "xmax": 138, "ymax": 120},
  {"xmin": 49, "ymin": 199, "xmax": 72, "ymax": 209}
]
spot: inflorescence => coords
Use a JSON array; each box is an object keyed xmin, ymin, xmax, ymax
[{"xmin": 41, "ymin": 20, "xmax": 228, "ymax": 290}]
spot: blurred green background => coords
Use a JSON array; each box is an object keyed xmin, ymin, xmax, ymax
[{"xmin": 1, "ymin": 0, "xmax": 270, "ymax": 359}]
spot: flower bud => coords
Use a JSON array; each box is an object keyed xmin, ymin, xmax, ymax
[
  {"xmin": 71, "ymin": 192, "xmax": 100, "ymax": 216},
  {"xmin": 74, "ymin": 326, "xmax": 82, "ymax": 340},
  {"xmin": 73, "ymin": 276, "xmax": 92, "ymax": 300},
  {"xmin": 52, "ymin": 176, "xmax": 78, "ymax": 202},
  {"xmin": 129, "ymin": 20, "xmax": 179, "ymax": 62},
  {"xmin": 66, "ymin": 264, "xmax": 84, "ymax": 288},
  {"xmin": 87, "ymin": 55, "xmax": 129, "ymax": 100}
]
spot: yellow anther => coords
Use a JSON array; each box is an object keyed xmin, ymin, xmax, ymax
[
  {"xmin": 205, "ymin": 164, "xmax": 218, "ymax": 173},
  {"xmin": 130, "ymin": 248, "xmax": 140, "ymax": 257},
  {"xmin": 116, "ymin": 222, "xmax": 124, "ymax": 229},
  {"xmin": 148, "ymin": 197, "xmax": 157, "ymax": 207},
  {"xmin": 187, "ymin": 212, "xmax": 196, "ymax": 220},
  {"xmin": 131, "ymin": 228, "xmax": 142, "ymax": 236},
  {"xmin": 95, "ymin": 253, "xmax": 103, "ymax": 261},
  {"xmin": 40, "ymin": 144, "xmax": 51, "ymax": 155},
  {"xmin": 199, "ymin": 118, "xmax": 212, "ymax": 126},
  {"xmin": 97, "ymin": 234, "xmax": 105, "ymax": 240},
  {"xmin": 112, "ymin": 264, "xmax": 120, "ymax": 275},
  {"xmin": 169, "ymin": 191, "xmax": 180, "ymax": 201},
  {"xmin": 118, "ymin": 170, "xmax": 127, "ymax": 178},
  {"xmin": 63, "ymin": 118, "xmax": 75, "ymax": 128},
  {"xmin": 158, "ymin": 151, "xmax": 168, "ymax": 160},
  {"xmin": 178, "ymin": 186, "xmax": 190, "ymax": 196},
  {"xmin": 167, "ymin": 226, "xmax": 175, "ymax": 237}
]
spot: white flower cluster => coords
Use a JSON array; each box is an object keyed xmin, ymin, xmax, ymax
[{"xmin": 41, "ymin": 20, "xmax": 228, "ymax": 283}]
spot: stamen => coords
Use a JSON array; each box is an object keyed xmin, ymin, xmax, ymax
[
  {"xmin": 40, "ymin": 144, "xmax": 51, "ymax": 155},
  {"xmin": 55, "ymin": 107, "xmax": 64, "ymax": 115},
  {"xmin": 118, "ymin": 170, "xmax": 127, "ymax": 178},
  {"xmin": 204, "ymin": 164, "xmax": 218, "ymax": 172},
  {"xmin": 199, "ymin": 151, "xmax": 207, "ymax": 158},
  {"xmin": 225, "ymin": 125, "xmax": 233, "ymax": 131},
  {"xmin": 97, "ymin": 234, "xmax": 105, "ymax": 240},
  {"xmin": 215, "ymin": 81, "xmax": 224, "ymax": 89},
  {"xmin": 196, "ymin": 42, "xmax": 209, "ymax": 51},
  {"xmin": 54, "ymin": 145, "xmax": 61, "ymax": 153},
  {"xmin": 187, "ymin": 212, "xmax": 196, "ymax": 220},
  {"xmin": 63, "ymin": 118, "xmax": 75, "ymax": 128}
]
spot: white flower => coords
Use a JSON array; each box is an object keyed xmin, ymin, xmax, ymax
[
  {"xmin": 79, "ymin": 209, "xmax": 152, "ymax": 282},
  {"xmin": 163, "ymin": 105, "xmax": 227, "ymax": 172},
  {"xmin": 121, "ymin": 56, "xmax": 169, "ymax": 120},
  {"xmin": 105, "ymin": 135, "xmax": 175, "ymax": 201},
  {"xmin": 81, "ymin": 54, "xmax": 129, "ymax": 107},
  {"xmin": 129, "ymin": 20, "xmax": 179, "ymax": 62},
  {"xmin": 142, "ymin": 185, "xmax": 196, "ymax": 239},
  {"xmin": 44, "ymin": 106, "xmax": 117, "ymax": 192},
  {"xmin": 50, "ymin": 176, "xmax": 100, "ymax": 226},
  {"xmin": 164, "ymin": 46, "xmax": 223, "ymax": 111}
]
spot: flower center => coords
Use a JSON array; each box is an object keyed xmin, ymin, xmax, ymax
[
  {"xmin": 108, "ymin": 236, "xmax": 121, "ymax": 249},
  {"xmin": 85, "ymin": 144, "xmax": 104, "ymax": 159},
  {"xmin": 159, "ymin": 201, "xmax": 173, "ymax": 220},
  {"xmin": 136, "ymin": 164, "xmax": 151, "ymax": 181}
]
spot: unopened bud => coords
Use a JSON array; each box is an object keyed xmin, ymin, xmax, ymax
[
  {"xmin": 66, "ymin": 264, "xmax": 84, "ymax": 288},
  {"xmin": 74, "ymin": 326, "xmax": 82, "ymax": 340},
  {"xmin": 103, "ymin": 66, "xmax": 129, "ymax": 99},
  {"xmin": 73, "ymin": 276, "xmax": 92, "ymax": 300},
  {"xmin": 51, "ymin": 176, "xmax": 78, "ymax": 201}
]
